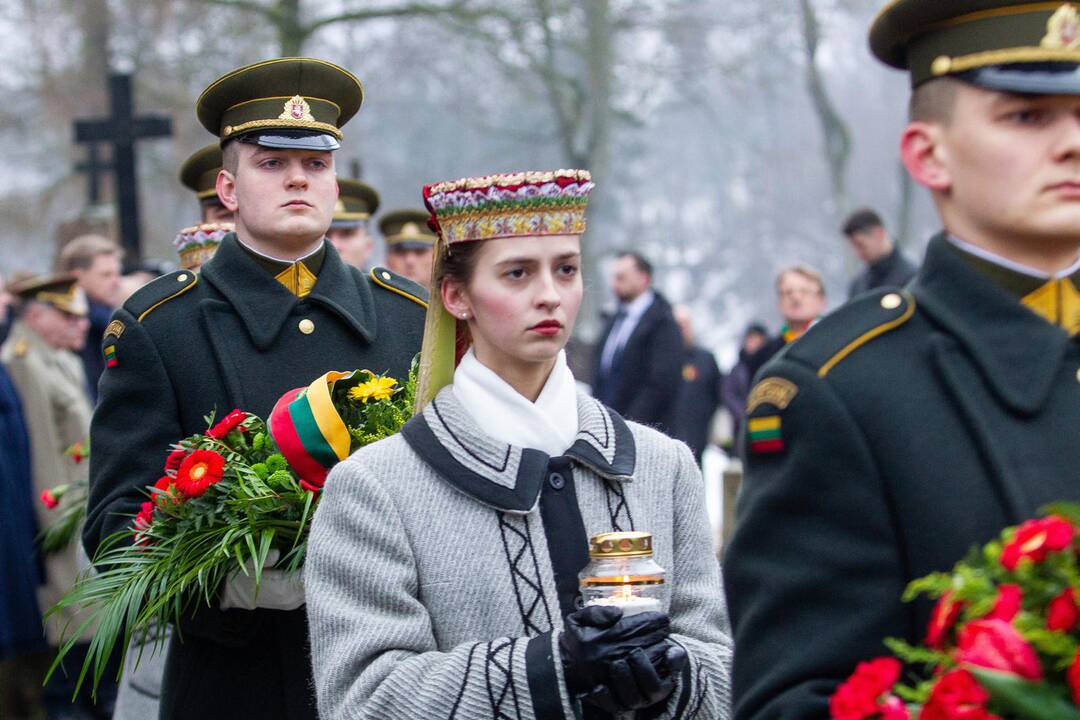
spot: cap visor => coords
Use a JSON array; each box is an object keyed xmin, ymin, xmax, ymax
[
  {"xmin": 389, "ymin": 241, "xmax": 434, "ymax": 251},
  {"xmin": 960, "ymin": 64, "xmax": 1080, "ymax": 94},
  {"xmin": 330, "ymin": 219, "xmax": 367, "ymax": 229},
  {"xmin": 248, "ymin": 132, "xmax": 341, "ymax": 151}
]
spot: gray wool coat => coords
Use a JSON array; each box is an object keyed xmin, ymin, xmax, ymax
[{"xmin": 305, "ymin": 387, "xmax": 732, "ymax": 720}]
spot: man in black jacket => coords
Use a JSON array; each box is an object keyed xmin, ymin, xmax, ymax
[
  {"xmin": 842, "ymin": 208, "xmax": 918, "ymax": 299},
  {"xmin": 725, "ymin": 2, "xmax": 1080, "ymax": 717},
  {"xmin": 591, "ymin": 251, "xmax": 682, "ymax": 433},
  {"xmin": 83, "ymin": 58, "xmax": 427, "ymax": 720}
]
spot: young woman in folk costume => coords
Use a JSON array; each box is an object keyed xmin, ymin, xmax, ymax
[{"xmin": 305, "ymin": 170, "xmax": 732, "ymax": 720}]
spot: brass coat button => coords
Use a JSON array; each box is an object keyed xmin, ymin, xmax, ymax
[
  {"xmin": 298, "ymin": 319, "xmax": 315, "ymax": 335},
  {"xmin": 381, "ymin": 271, "xmax": 392, "ymax": 281},
  {"xmin": 177, "ymin": 274, "xmax": 189, "ymax": 282},
  {"xmin": 880, "ymin": 293, "xmax": 902, "ymax": 310}
]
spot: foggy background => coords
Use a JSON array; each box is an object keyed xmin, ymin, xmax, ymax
[{"xmin": 0, "ymin": 0, "xmax": 940, "ymax": 366}]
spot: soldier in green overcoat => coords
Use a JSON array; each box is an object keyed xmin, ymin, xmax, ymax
[
  {"xmin": 725, "ymin": 3, "xmax": 1080, "ymax": 717},
  {"xmin": 83, "ymin": 58, "xmax": 427, "ymax": 720}
]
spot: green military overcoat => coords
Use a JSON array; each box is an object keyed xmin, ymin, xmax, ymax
[
  {"xmin": 725, "ymin": 235, "xmax": 1080, "ymax": 719},
  {"xmin": 84, "ymin": 234, "xmax": 427, "ymax": 720}
]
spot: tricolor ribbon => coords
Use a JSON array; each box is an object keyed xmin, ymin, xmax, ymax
[{"xmin": 268, "ymin": 371, "xmax": 355, "ymax": 492}]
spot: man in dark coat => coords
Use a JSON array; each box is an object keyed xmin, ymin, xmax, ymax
[
  {"xmin": 842, "ymin": 207, "xmax": 918, "ymax": 299},
  {"xmin": 591, "ymin": 251, "xmax": 683, "ymax": 433},
  {"xmin": 83, "ymin": 58, "xmax": 427, "ymax": 720},
  {"xmin": 669, "ymin": 305, "xmax": 723, "ymax": 463},
  {"xmin": 725, "ymin": 2, "xmax": 1080, "ymax": 717}
]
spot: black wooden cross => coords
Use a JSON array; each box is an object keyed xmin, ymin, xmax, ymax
[
  {"xmin": 74, "ymin": 142, "xmax": 112, "ymax": 206},
  {"xmin": 74, "ymin": 73, "xmax": 172, "ymax": 260}
]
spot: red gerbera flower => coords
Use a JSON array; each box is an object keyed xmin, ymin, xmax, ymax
[
  {"xmin": 152, "ymin": 476, "xmax": 182, "ymax": 509},
  {"xmin": 207, "ymin": 409, "xmax": 248, "ymax": 439},
  {"xmin": 175, "ymin": 450, "xmax": 225, "ymax": 498}
]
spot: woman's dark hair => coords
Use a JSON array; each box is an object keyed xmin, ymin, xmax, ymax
[{"xmin": 434, "ymin": 240, "xmax": 484, "ymax": 287}]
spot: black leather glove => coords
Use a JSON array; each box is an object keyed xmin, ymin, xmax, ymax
[
  {"xmin": 579, "ymin": 641, "xmax": 689, "ymax": 712},
  {"xmin": 558, "ymin": 605, "xmax": 672, "ymax": 699}
]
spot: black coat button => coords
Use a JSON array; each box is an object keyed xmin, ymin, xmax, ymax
[{"xmin": 548, "ymin": 472, "xmax": 565, "ymax": 490}]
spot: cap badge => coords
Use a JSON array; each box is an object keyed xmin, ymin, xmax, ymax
[
  {"xmin": 335, "ymin": 199, "xmax": 346, "ymax": 213},
  {"xmin": 402, "ymin": 222, "xmax": 420, "ymax": 236},
  {"xmin": 280, "ymin": 95, "xmax": 314, "ymax": 122},
  {"xmin": 1043, "ymin": 4, "xmax": 1080, "ymax": 50}
]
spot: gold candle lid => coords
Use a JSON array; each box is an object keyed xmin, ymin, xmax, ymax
[{"xmin": 589, "ymin": 531, "xmax": 653, "ymax": 558}]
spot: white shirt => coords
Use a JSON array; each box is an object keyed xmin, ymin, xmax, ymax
[
  {"xmin": 599, "ymin": 289, "xmax": 655, "ymax": 372},
  {"xmin": 948, "ymin": 234, "xmax": 1080, "ymax": 280},
  {"xmin": 453, "ymin": 348, "xmax": 580, "ymax": 458}
]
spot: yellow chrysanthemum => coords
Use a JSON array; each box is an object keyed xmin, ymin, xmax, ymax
[{"xmin": 348, "ymin": 376, "xmax": 398, "ymax": 403}]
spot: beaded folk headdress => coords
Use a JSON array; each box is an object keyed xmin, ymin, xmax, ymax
[{"xmin": 413, "ymin": 169, "xmax": 594, "ymax": 410}]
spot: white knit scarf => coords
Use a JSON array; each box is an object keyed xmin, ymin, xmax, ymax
[{"xmin": 453, "ymin": 348, "xmax": 580, "ymax": 457}]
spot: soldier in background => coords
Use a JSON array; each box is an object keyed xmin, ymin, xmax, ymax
[
  {"xmin": 379, "ymin": 208, "xmax": 436, "ymax": 289},
  {"xmin": 1, "ymin": 274, "xmax": 115, "ymax": 719},
  {"xmin": 180, "ymin": 144, "xmax": 234, "ymax": 225},
  {"xmin": 176, "ymin": 144, "xmax": 234, "ymax": 273},
  {"xmin": 326, "ymin": 178, "xmax": 379, "ymax": 270}
]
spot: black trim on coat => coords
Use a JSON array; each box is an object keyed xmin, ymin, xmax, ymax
[{"xmin": 525, "ymin": 632, "xmax": 567, "ymax": 720}]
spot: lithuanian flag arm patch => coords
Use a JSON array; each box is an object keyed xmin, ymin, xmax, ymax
[
  {"xmin": 104, "ymin": 344, "xmax": 118, "ymax": 368},
  {"xmin": 748, "ymin": 415, "xmax": 784, "ymax": 454}
]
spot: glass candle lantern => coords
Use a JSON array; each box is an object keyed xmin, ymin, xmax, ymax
[{"xmin": 579, "ymin": 531, "xmax": 666, "ymax": 617}]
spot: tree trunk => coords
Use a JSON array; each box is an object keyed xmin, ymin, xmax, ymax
[
  {"xmin": 277, "ymin": 0, "xmax": 307, "ymax": 55},
  {"xmin": 799, "ymin": 0, "xmax": 851, "ymax": 219}
]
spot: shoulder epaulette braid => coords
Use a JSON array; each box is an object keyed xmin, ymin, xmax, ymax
[
  {"xmin": 783, "ymin": 289, "xmax": 916, "ymax": 378},
  {"xmin": 123, "ymin": 270, "xmax": 198, "ymax": 322},
  {"xmin": 369, "ymin": 267, "xmax": 428, "ymax": 308}
]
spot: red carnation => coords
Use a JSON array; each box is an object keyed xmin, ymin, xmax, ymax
[
  {"xmin": 152, "ymin": 476, "xmax": 181, "ymax": 509},
  {"xmin": 164, "ymin": 448, "xmax": 188, "ymax": 472},
  {"xmin": 829, "ymin": 657, "xmax": 902, "ymax": 720},
  {"xmin": 921, "ymin": 669, "xmax": 999, "ymax": 720},
  {"xmin": 175, "ymin": 450, "xmax": 225, "ymax": 498},
  {"xmin": 985, "ymin": 584, "xmax": 1022, "ymax": 623},
  {"xmin": 133, "ymin": 501, "xmax": 155, "ymax": 546},
  {"xmin": 927, "ymin": 591, "xmax": 965, "ymax": 649},
  {"xmin": 69, "ymin": 441, "xmax": 86, "ymax": 464},
  {"xmin": 207, "ymin": 409, "xmax": 247, "ymax": 439},
  {"xmin": 1047, "ymin": 587, "xmax": 1078, "ymax": 632},
  {"xmin": 956, "ymin": 619, "xmax": 1043, "ymax": 682},
  {"xmin": 39, "ymin": 488, "xmax": 60, "ymax": 510},
  {"xmin": 1000, "ymin": 516, "xmax": 1075, "ymax": 571},
  {"xmin": 1067, "ymin": 649, "xmax": 1080, "ymax": 706}
]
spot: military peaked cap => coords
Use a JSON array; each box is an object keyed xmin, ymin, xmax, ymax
[
  {"xmin": 197, "ymin": 58, "xmax": 363, "ymax": 151},
  {"xmin": 10, "ymin": 273, "xmax": 88, "ymax": 317},
  {"xmin": 871, "ymin": 1, "xmax": 1080, "ymax": 91},
  {"xmin": 332, "ymin": 179, "xmax": 380, "ymax": 229},
  {"xmin": 379, "ymin": 209, "xmax": 436, "ymax": 251},
  {"xmin": 179, "ymin": 144, "xmax": 223, "ymax": 200}
]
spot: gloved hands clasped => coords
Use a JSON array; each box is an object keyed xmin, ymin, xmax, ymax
[
  {"xmin": 559, "ymin": 604, "xmax": 688, "ymax": 712},
  {"xmin": 219, "ymin": 549, "xmax": 305, "ymax": 611}
]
